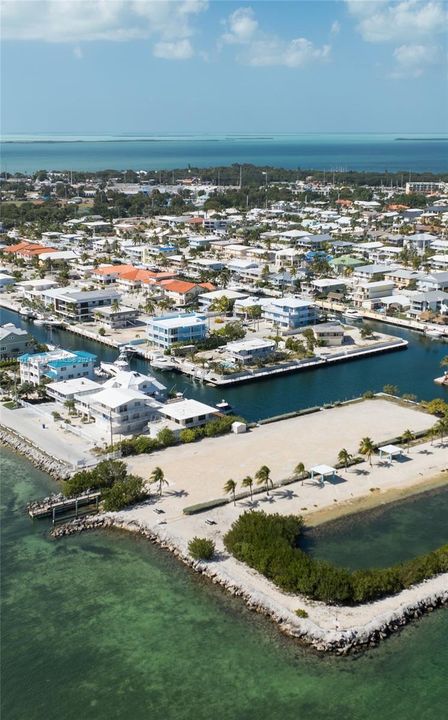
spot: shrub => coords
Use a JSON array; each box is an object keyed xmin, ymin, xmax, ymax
[
  {"xmin": 295, "ymin": 608, "xmax": 308, "ymax": 618},
  {"xmin": 157, "ymin": 428, "xmax": 177, "ymax": 447},
  {"xmin": 64, "ymin": 460, "xmax": 128, "ymax": 497},
  {"xmin": 102, "ymin": 474, "xmax": 147, "ymax": 511},
  {"xmin": 224, "ymin": 511, "xmax": 448, "ymax": 606},
  {"xmin": 188, "ymin": 537, "xmax": 216, "ymax": 561},
  {"xmin": 363, "ymin": 390, "xmax": 375, "ymax": 399},
  {"xmin": 180, "ymin": 428, "xmax": 198, "ymax": 443}
]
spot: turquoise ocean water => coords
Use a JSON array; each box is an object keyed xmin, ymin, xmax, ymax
[
  {"xmin": 1, "ymin": 133, "xmax": 447, "ymax": 173},
  {"xmin": 1, "ymin": 448, "xmax": 447, "ymax": 720}
]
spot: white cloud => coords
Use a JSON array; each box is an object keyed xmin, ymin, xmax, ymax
[
  {"xmin": 221, "ymin": 7, "xmax": 258, "ymax": 44},
  {"xmin": 346, "ymin": 1, "xmax": 447, "ymax": 43},
  {"xmin": 1, "ymin": 0, "xmax": 208, "ymax": 59},
  {"xmin": 330, "ymin": 20, "xmax": 341, "ymax": 35},
  {"xmin": 220, "ymin": 6, "xmax": 331, "ymax": 68},
  {"xmin": 391, "ymin": 42, "xmax": 440, "ymax": 77},
  {"xmin": 246, "ymin": 38, "xmax": 331, "ymax": 68},
  {"xmin": 346, "ymin": 1, "xmax": 446, "ymax": 77},
  {"xmin": 153, "ymin": 38, "xmax": 194, "ymax": 59}
]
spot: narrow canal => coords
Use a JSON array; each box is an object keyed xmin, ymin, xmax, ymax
[{"xmin": 2, "ymin": 307, "xmax": 446, "ymax": 422}]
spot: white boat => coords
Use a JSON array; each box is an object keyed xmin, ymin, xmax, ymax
[
  {"xmin": 215, "ymin": 399, "xmax": 232, "ymax": 414},
  {"xmin": 19, "ymin": 308, "xmax": 34, "ymax": 318},
  {"xmin": 100, "ymin": 349, "xmax": 131, "ymax": 376},
  {"xmin": 151, "ymin": 356, "xmax": 176, "ymax": 371},
  {"xmin": 33, "ymin": 315, "xmax": 45, "ymax": 326},
  {"xmin": 344, "ymin": 308, "xmax": 362, "ymax": 319},
  {"xmin": 44, "ymin": 316, "xmax": 62, "ymax": 327},
  {"xmin": 425, "ymin": 328, "xmax": 444, "ymax": 339}
]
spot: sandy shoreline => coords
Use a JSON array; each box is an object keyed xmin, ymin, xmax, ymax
[{"xmin": 304, "ymin": 471, "xmax": 448, "ymax": 527}]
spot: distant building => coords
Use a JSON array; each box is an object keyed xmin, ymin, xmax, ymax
[
  {"xmin": 76, "ymin": 387, "xmax": 162, "ymax": 436},
  {"xmin": 42, "ymin": 287, "xmax": 121, "ymax": 322},
  {"xmin": 263, "ymin": 297, "xmax": 319, "ymax": 329},
  {"xmin": 147, "ymin": 312, "xmax": 207, "ymax": 349},
  {"xmin": 313, "ymin": 323, "xmax": 344, "ymax": 346},
  {"xmin": 19, "ymin": 349, "xmax": 97, "ymax": 384},
  {"xmin": 0, "ymin": 323, "xmax": 34, "ymax": 360},
  {"xmin": 226, "ymin": 338, "xmax": 276, "ymax": 364}
]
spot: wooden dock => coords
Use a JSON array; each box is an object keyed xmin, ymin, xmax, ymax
[{"xmin": 28, "ymin": 492, "xmax": 101, "ymax": 524}]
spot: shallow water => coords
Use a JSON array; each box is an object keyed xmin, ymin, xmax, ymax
[
  {"xmin": 301, "ymin": 485, "xmax": 448, "ymax": 569},
  {"xmin": 1, "ymin": 133, "xmax": 447, "ymax": 173},
  {"xmin": 1, "ymin": 448, "xmax": 447, "ymax": 720}
]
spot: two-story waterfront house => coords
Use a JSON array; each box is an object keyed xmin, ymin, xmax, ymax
[
  {"xmin": 19, "ymin": 349, "xmax": 97, "ymax": 385},
  {"xmin": 263, "ymin": 297, "xmax": 319, "ymax": 330},
  {"xmin": 147, "ymin": 313, "xmax": 208, "ymax": 349}
]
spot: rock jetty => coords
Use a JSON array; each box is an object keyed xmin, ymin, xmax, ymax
[
  {"xmin": 0, "ymin": 425, "xmax": 70, "ymax": 479},
  {"xmin": 50, "ymin": 513, "xmax": 448, "ymax": 654}
]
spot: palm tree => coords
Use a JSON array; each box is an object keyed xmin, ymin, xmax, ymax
[
  {"xmin": 224, "ymin": 479, "xmax": 237, "ymax": 506},
  {"xmin": 242, "ymin": 475, "xmax": 254, "ymax": 502},
  {"xmin": 359, "ymin": 437, "xmax": 375, "ymax": 466},
  {"xmin": 150, "ymin": 466, "xmax": 168, "ymax": 497},
  {"xmin": 338, "ymin": 448, "xmax": 352, "ymax": 470},
  {"xmin": 401, "ymin": 429, "xmax": 414, "ymax": 450},
  {"xmin": 428, "ymin": 426, "xmax": 438, "ymax": 446},
  {"xmin": 436, "ymin": 418, "xmax": 448, "ymax": 442},
  {"xmin": 294, "ymin": 462, "xmax": 306, "ymax": 485},
  {"xmin": 255, "ymin": 465, "xmax": 272, "ymax": 496}
]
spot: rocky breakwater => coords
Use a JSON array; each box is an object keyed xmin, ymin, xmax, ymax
[
  {"xmin": 50, "ymin": 514, "xmax": 448, "ymax": 654},
  {"xmin": 0, "ymin": 426, "xmax": 70, "ymax": 479}
]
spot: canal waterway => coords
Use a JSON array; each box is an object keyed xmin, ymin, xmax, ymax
[
  {"xmin": 1, "ymin": 448, "xmax": 447, "ymax": 720},
  {"xmin": 1, "ymin": 307, "xmax": 446, "ymax": 422}
]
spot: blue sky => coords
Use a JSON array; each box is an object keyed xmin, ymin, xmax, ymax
[{"xmin": 1, "ymin": 1, "xmax": 447, "ymax": 134}]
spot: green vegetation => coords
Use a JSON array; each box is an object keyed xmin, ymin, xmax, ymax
[
  {"xmin": 188, "ymin": 537, "xmax": 216, "ymax": 561},
  {"xmin": 359, "ymin": 437, "xmax": 375, "ymax": 466},
  {"xmin": 224, "ymin": 479, "xmax": 237, "ymax": 506},
  {"xmin": 63, "ymin": 460, "xmax": 147, "ymax": 511},
  {"xmin": 150, "ymin": 466, "xmax": 168, "ymax": 497},
  {"xmin": 383, "ymin": 384, "xmax": 399, "ymax": 396},
  {"xmin": 102, "ymin": 475, "xmax": 146, "ymax": 512},
  {"xmin": 224, "ymin": 511, "xmax": 448, "ymax": 605},
  {"xmin": 295, "ymin": 608, "xmax": 309, "ymax": 619}
]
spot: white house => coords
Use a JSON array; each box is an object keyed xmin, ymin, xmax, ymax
[
  {"xmin": 0, "ymin": 323, "xmax": 35, "ymax": 360},
  {"xmin": 77, "ymin": 387, "xmax": 162, "ymax": 436},
  {"xmin": 147, "ymin": 313, "xmax": 208, "ymax": 349},
  {"xmin": 263, "ymin": 297, "xmax": 319, "ymax": 329},
  {"xmin": 19, "ymin": 349, "xmax": 97, "ymax": 385},
  {"xmin": 226, "ymin": 338, "xmax": 276, "ymax": 364}
]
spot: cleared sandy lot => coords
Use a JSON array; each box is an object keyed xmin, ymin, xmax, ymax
[{"xmin": 127, "ymin": 398, "xmax": 436, "ymax": 506}]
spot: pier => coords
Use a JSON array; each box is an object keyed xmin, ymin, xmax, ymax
[{"xmin": 28, "ymin": 492, "xmax": 101, "ymax": 524}]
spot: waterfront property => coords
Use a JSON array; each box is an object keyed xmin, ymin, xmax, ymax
[
  {"xmin": 263, "ymin": 297, "xmax": 319, "ymax": 330},
  {"xmin": 76, "ymin": 387, "xmax": 162, "ymax": 436},
  {"xmin": 0, "ymin": 323, "xmax": 34, "ymax": 360},
  {"xmin": 94, "ymin": 305, "xmax": 139, "ymax": 329},
  {"xmin": 19, "ymin": 349, "xmax": 97, "ymax": 384},
  {"xmin": 42, "ymin": 287, "xmax": 121, "ymax": 322},
  {"xmin": 154, "ymin": 397, "xmax": 220, "ymax": 434},
  {"xmin": 125, "ymin": 398, "xmax": 437, "ymax": 509},
  {"xmin": 226, "ymin": 338, "xmax": 277, "ymax": 364},
  {"xmin": 147, "ymin": 312, "xmax": 208, "ymax": 348}
]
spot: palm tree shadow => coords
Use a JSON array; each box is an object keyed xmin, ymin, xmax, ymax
[
  {"xmin": 274, "ymin": 489, "xmax": 298, "ymax": 500},
  {"xmin": 167, "ymin": 489, "xmax": 189, "ymax": 498}
]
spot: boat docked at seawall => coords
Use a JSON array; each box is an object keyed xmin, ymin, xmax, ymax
[
  {"xmin": 150, "ymin": 356, "xmax": 176, "ymax": 371},
  {"xmin": 99, "ymin": 349, "xmax": 131, "ymax": 376},
  {"xmin": 343, "ymin": 308, "xmax": 362, "ymax": 321},
  {"xmin": 425, "ymin": 328, "xmax": 446, "ymax": 340}
]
